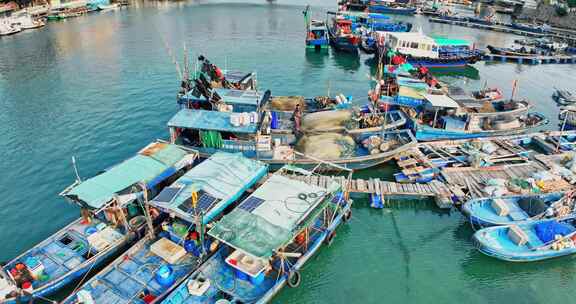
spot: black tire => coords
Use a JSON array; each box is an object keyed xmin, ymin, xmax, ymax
[
  {"xmin": 324, "ymin": 230, "xmax": 336, "ymax": 246},
  {"xmin": 287, "ymin": 270, "xmax": 301, "ymax": 288},
  {"xmin": 344, "ymin": 210, "xmax": 352, "ymax": 222}
]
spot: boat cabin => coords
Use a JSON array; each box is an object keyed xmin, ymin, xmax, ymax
[
  {"xmin": 178, "ymin": 88, "xmax": 271, "ymax": 113},
  {"xmin": 386, "ymin": 32, "xmax": 474, "ymax": 59}
]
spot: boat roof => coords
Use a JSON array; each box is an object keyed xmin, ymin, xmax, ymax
[
  {"xmin": 213, "ymin": 88, "xmax": 261, "ymax": 106},
  {"xmin": 149, "ymin": 152, "xmax": 268, "ymax": 225},
  {"xmin": 62, "ymin": 143, "xmax": 193, "ymax": 209},
  {"xmin": 209, "ymin": 173, "xmax": 339, "ymax": 258},
  {"xmin": 387, "ymin": 32, "xmax": 437, "ymax": 45},
  {"xmin": 433, "ymin": 37, "xmax": 472, "ymax": 47},
  {"xmin": 168, "ymin": 109, "xmax": 258, "ymax": 134},
  {"xmin": 221, "ymin": 70, "xmax": 255, "ymax": 84},
  {"xmin": 423, "ymin": 93, "xmax": 459, "ymax": 108}
]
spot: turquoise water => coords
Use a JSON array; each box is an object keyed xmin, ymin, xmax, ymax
[{"xmin": 0, "ymin": 1, "xmax": 575, "ymax": 303}]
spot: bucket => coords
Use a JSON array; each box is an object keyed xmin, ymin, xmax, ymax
[
  {"xmin": 270, "ymin": 112, "xmax": 279, "ymax": 129},
  {"xmin": 155, "ymin": 265, "xmax": 175, "ymax": 287}
]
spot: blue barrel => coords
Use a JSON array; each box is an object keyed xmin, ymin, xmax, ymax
[
  {"xmin": 370, "ymin": 194, "xmax": 383, "ymax": 209},
  {"xmin": 270, "ymin": 112, "xmax": 279, "ymax": 129},
  {"xmin": 155, "ymin": 265, "xmax": 175, "ymax": 287}
]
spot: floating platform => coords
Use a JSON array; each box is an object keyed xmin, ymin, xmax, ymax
[
  {"xmin": 428, "ymin": 17, "xmax": 576, "ymax": 43},
  {"xmin": 483, "ymin": 54, "xmax": 576, "ymax": 64}
]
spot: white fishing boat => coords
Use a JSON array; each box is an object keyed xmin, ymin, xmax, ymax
[
  {"xmin": 10, "ymin": 11, "xmax": 45, "ymax": 30},
  {"xmin": 0, "ymin": 19, "xmax": 20, "ymax": 36},
  {"xmin": 97, "ymin": 3, "xmax": 121, "ymax": 11}
]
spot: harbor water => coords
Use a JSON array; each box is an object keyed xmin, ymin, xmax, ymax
[{"xmin": 1, "ymin": 1, "xmax": 575, "ymax": 303}]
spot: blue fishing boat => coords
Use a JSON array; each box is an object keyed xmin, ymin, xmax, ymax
[
  {"xmin": 61, "ymin": 152, "xmax": 269, "ymax": 304},
  {"xmin": 462, "ymin": 193, "xmax": 569, "ymax": 227},
  {"xmin": 510, "ymin": 22, "xmax": 551, "ymax": 34},
  {"xmin": 403, "ymin": 94, "xmax": 548, "ymax": 141},
  {"xmin": 376, "ymin": 31, "xmax": 484, "ymax": 68},
  {"xmin": 0, "ymin": 142, "xmax": 197, "ymax": 304},
  {"xmin": 178, "ymin": 56, "xmax": 257, "ymax": 102},
  {"xmin": 303, "ymin": 6, "xmax": 329, "ymax": 51},
  {"xmin": 161, "ymin": 166, "xmax": 353, "ymax": 304},
  {"xmin": 368, "ymin": 1, "xmax": 416, "ymax": 15},
  {"xmin": 167, "ymin": 106, "xmax": 417, "ymax": 170},
  {"xmin": 473, "ymin": 216, "xmax": 576, "ymax": 262},
  {"xmin": 327, "ymin": 17, "xmax": 361, "ymax": 53}
]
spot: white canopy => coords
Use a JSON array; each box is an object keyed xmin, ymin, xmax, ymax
[{"xmin": 423, "ymin": 93, "xmax": 459, "ymax": 108}]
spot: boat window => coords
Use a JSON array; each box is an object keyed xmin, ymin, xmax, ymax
[{"xmin": 410, "ymin": 42, "xmax": 418, "ymax": 49}]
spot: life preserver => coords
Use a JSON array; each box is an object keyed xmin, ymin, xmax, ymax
[
  {"xmin": 324, "ymin": 230, "xmax": 336, "ymax": 246},
  {"xmin": 287, "ymin": 270, "xmax": 301, "ymax": 288},
  {"xmin": 344, "ymin": 210, "xmax": 352, "ymax": 222}
]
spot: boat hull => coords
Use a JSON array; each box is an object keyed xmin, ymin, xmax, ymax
[{"xmin": 369, "ymin": 6, "xmax": 416, "ymax": 15}]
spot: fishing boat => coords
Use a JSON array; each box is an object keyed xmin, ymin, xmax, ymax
[
  {"xmin": 167, "ymin": 106, "xmax": 417, "ymax": 170},
  {"xmin": 376, "ymin": 31, "xmax": 484, "ymax": 68},
  {"xmin": 559, "ymin": 107, "xmax": 576, "ymax": 130},
  {"xmin": 553, "ymin": 89, "xmax": 576, "ymax": 105},
  {"xmin": 160, "ymin": 166, "xmax": 353, "ymax": 304},
  {"xmin": 462, "ymin": 192, "xmax": 571, "ymax": 227},
  {"xmin": 10, "ymin": 11, "xmax": 45, "ymax": 30},
  {"xmin": 0, "ymin": 142, "xmax": 197, "ymax": 304},
  {"xmin": 510, "ymin": 22, "xmax": 551, "ymax": 34},
  {"xmin": 271, "ymin": 109, "xmax": 407, "ymax": 136},
  {"xmin": 61, "ymin": 152, "xmax": 269, "ymax": 304},
  {"xmin": 268, "ymin": 94, "xmax": 353, "ymax": 113},
  {"xmin": 0, "ymin": 19, "xmax": 20, "ymax": 36},
  {"xmin": 486, "ymin": 45, "xmax": 541, "ymax": 57},
  {"xmin": 327, "ymin": 17, "xmax": 360, "ymax": 53},
  {"xmin": 303, "ymin": 6, "xmax": 329, "ymax": 51},
  {"xmin": 178, "ymin": 56, "xmax": 257, "ymax": 101},
  {"xmin": 448, "ymin": 86, "xmax": 504, "ymax": 104},
  {"xmin": 368, "ymin": 1, "xmax": 417, "ymax": 15},
  {"xmin": 97, "ymin": 3, "xmax": 121, "ymax": 11},
  {"xmin": 46, "ymin": 6, "xmax": 88, "ymax": 21},
  {"xmin": 473, "ymin": 215, "xmax": 576, "ymax": 262}
]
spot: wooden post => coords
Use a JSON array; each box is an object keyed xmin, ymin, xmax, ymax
[{"xmin": 139, "ymin": 182, "xmax": 155, "ymax": 239}]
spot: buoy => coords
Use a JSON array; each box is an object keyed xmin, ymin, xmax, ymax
[{"xmin": 287, "ymin": 270, "xmax": 301, "ymax": 288}]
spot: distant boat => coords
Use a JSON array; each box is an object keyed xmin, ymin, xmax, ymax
[
  {"xmin": 462, "ymin": 193, "xmax": 568, "ymax": 227},
  {"xmin": 303, "ymin": 6, "xmax": 329, "ymax": 51},
  {"xmin": 10, "ymin": 11, "xmax": 45, "ymax": 30},
  {"xmin": 510, "ymin": 22, "xmax": 551, "ymax": 34},
  {"xmin": 369, "ymin": 1, "xmax": 417, "ymax": 15},
  {"xmin": 553, "ymin": 88, "xmax": 576, "ymax": 105},
  {"xmin": 0, "ymin": 20, "xmax": 21, "ymax": 36},
  {"xmin": 473, "ymin": 215, "xmax": 576, "ymax": 262},
  {"xmin": 327, "ymin": 17, "xmax": 360, "ymax": 53},
  {"xmin": 97, "ymin": 3, "xmax": 121, "ymax": 11}
]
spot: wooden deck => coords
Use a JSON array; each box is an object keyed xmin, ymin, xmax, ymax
[{"xmin": 280, "ymin": 174, "xmax": 454, "ymax": 209}]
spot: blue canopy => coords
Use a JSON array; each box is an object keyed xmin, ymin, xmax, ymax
[
  {"xmin": 62, "ymin": 143, "xmax": 192, "ymax": 209},
  {"xmin": 168, "ymin": 109, "xmax": 258, "ymax": 134},
  {"xmin": 150, "ymin": 152, "xmax": 268, "ymax": 224}
]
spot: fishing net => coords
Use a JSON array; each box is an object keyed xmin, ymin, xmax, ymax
[
  {"xmin": 270, "ymin": 96, "xmax": 306, "ymax": 111},
  {"xmin": 295, "ymin": 133, "xmax": 356, "ymax": 159},
  {"xmin": 301, "ymin": 110, "xmax": 353, "ymax": 132}
]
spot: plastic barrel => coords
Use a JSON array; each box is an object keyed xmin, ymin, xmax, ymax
[
  {"xmin": 270, "ymin": 112, "xmax": 279, "ymax": 129},
  {"xmin": 155, "ymin": 265, "xmax": 175, "ymax": 287}
]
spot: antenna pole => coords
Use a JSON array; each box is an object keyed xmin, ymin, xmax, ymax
[{"xmin": 72, "ymin": 156, "xmax": 81, "ymax": 182}]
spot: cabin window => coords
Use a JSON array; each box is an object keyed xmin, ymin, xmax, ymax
[
  {"xmin": 419, "ymin": 44, "xmax": 427, "ymax": 50},
  {"xmin": 410, "ymin": 42, "xmax": 418, "ymax": 49}
]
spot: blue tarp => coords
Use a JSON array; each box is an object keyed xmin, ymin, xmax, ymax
[
  {"xmin": 534, "ymin": 221, "xmax": 576, "ymax": 243},
  {"xmin": 150, "ymin": 152, "xmax": 268, "ymax": 224},
  {"xmin": 168, "ymin": 109, "xmax": 258, "ymax": 134}
]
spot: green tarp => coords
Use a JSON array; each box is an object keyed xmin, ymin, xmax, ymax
[
  {"xmin": 150, "ymin": 152, "xmax": 268, "ymax": 224},
  {"xmin": 433, "ymin": 37, "xmax": 471, "ymax": 47},
  {"xmin": 64, "ymin": 143, "xmax": 189, "ymax": 209},
  {"xmin": 209, "ymin": 174, "xmax": 339, "ymax": 258}
]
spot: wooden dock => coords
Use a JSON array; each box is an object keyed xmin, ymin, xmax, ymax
[
  {"xmin": 483, "ymin": 54, "xmax": 576, "ymax": 65},
  {"xmin": 281, "ymin": 174, "xmax": 454, "ymax": 209},
  {"xmin": 428, "ymin": 17, "xmax": 576, "ymax": 42}
]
